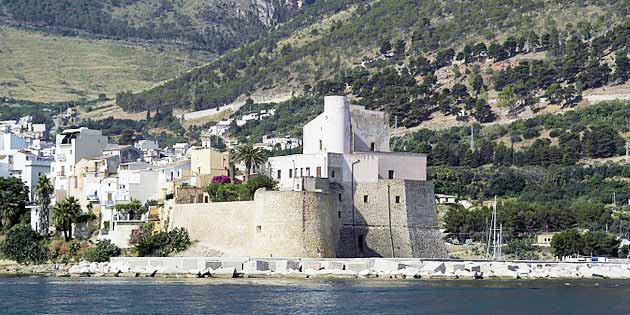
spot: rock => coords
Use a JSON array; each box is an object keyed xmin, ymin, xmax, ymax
[
  {"xmin": 324, "ymin": 261, "xmax": 345, "ymax": 271},
  {"xmin": 244, "ymin": 260, "xmax": 271, "ymax": 273},
  {"xmin": 345, "ymin": 262, "xmax": 370, "ymax": 273},
  {"xmin": 372, "ymin": 259, "xmax": 401, "ymax": 273},
  {"xmin": 212, "ymin": 267, "xmax": 236, "ymax": 278},
  {"xmin": 358, "ymin": 268, "xmax": 378, "ymax": 278},
  {"xmin": 302, "ymin": 261, "xmax": 322, "ymax": 271}
]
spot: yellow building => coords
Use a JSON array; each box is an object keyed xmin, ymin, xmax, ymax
[{"xmin": 190, "ymin": 148, "xmax": 230, "ymax": 187}]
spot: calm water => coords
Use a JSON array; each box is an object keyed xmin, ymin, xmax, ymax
[{"xmin": 1, "ymin": 277, "xmax": 630, "ymax": 314}]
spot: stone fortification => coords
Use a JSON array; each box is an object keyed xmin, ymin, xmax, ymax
[
  {"xmin": 337, "ymin": 180, "xmax": 447, "ymax": 258},
  {"xmin": 171, "ymin": 188, "xmax": 337, "ymax": 258},
  {"xmin": 171, "ymin": 180, "xmax": 447, "ymax": 259}
]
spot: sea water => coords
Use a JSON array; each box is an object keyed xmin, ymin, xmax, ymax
[{"xmin": 1, "ymin": 276, "xmax": 629, "ymax": 314}]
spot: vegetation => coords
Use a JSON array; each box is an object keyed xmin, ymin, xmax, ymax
[
  {"xmin": 234, "ymin": 143, "xmax": 267, "ymax": 177},
  {"xmin": 114, "ymin": 199, "xmax": 147, "ymax": 220},
  {"xmin": 133, "ymin": 227, "xmax": 191, "ymax": 257},
  {"xmin": 0, "ymin": 224, "xmax": 48, "ymax": 264},
  {"xmin": 52, "ymin": 197, "xmax": 94, "ymax": 241},
  {"xmin": 0, "ymin": 25, "xmax": 207, "ymax": 102},
  {"xmin": 34, "ymin": 175, "xmax": 53, "ymax": 235},
  {"xmin": 83, "ymin": 240, "xmax": 121, "ymax": 263},
  {"xmin": 394, "ymin": 101, "xmax": 630, "ymax": 168},
  {"xmin": 117, "ymin": 0, "xmax": 629, "ymax": 128},
  {"xmin": 204, "ymin": 175, "xmax": 277, "ymax": 202},
  {"xmin": 0, "ymin": 0, "xmax": 300, "ymax": 54},
  {"xmin": 0, "ymin": 177, "xmax": 29, "ymax": 230},
  {"xmin": 551, "ymin": 230, "xmax": 621, "ymax": 258}
]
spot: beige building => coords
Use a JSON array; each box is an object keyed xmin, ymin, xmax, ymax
[
  {"xmin": 190, "ymin": 148, "xmax": 230, "ymax": 187},
  {"xmin": 534, "ymin": 232, "xmax": 558, "ymax": 247}
]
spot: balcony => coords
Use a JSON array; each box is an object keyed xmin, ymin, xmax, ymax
[{"xmin": 113, "ymin": 213, "xmax": 147, "ymax": 222}]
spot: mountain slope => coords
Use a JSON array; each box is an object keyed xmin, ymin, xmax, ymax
[
  {"xmin": 116, "ymin": 0, "xmax": 630, "ymax": 129},
  {"xmin": 0, "ymin": 25, "xmax": 208, "ymax": 102},
  {"xmin": 0, "ymin": 0, "xmax": 302, "ymax": 53}
]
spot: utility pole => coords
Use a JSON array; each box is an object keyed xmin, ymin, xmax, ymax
[{"xmin": 488, "ymin": 196, "xmax": 502, "ymax": 260}]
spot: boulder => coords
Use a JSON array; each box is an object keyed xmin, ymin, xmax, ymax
[
  {"xmin": 345, "ymin": 262, "xmax": 370, "ymax": 273},
  {"xmin": 372, "ymin": 259, "xmax": 401, "ymax": 273},
  {"xmin": 244, "ymin": 261, "xmax": 270, "ymax": 273},
  {"xmin": 211, "ymin": 267, "xmax": 236, "ymax": 278}
]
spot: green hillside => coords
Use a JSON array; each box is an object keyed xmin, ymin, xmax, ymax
[
  {"xmin": 0, "ymin": 0, "xmax": 301, "ymax": 53},
  {"xmin": 0, "ymin": 25, "xmax": 209, "ymax": 102},
  {"xmin": 116, "ymin": 0, "xmax": 630, "ymax": 126}
]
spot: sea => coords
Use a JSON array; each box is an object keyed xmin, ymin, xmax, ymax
[{"xmin": 1, "ymin": 276, "xmax": 629, "ymax": 314}]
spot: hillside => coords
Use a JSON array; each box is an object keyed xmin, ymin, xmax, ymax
[
  {"xmin": 116, "ymin": 0, "xmax": 630, "ymax": 126},
  {"xmin": 0, "ymin": 0, "xmax": 301, "ymax": 53},
  {"xmin": 0, "ymin": 25, "xmax": 209, "ymax": 102}
]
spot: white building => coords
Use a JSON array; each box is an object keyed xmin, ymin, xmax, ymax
[
  {"xmin": 268, "ymin": 96, "xmax": 427, "ymax": 191},
  {"xmin": 135, "ymin": 140, "xmax": 159, "ymax": 151},
  {"xmin": 52, "ymin": 128, "xmax": 108, "ymax": 199},
  {"xmin": 257, "ymin": 135, "xmax": 302, "ymax": 151},
  {"xmin": 0, "ymin": 134, "xmax": 51, "ymax": 200}
]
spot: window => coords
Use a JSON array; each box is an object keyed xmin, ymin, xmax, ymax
[
  {"xmin": 338, "ymin": 211, "xmax": 341, "ymax": 219},
  {"xmin": 338, "ymin": 193, "xmax": 342, "ymax": 201},
  {"xmin": 388, "ymin": 170, "xmax": 395, "ymax": 179},
  {"xmin": 289, "ymin": 169, "xmax": 293, "ymax": 178},
  {"xmin": 305, "ymin": 167, "xmax": 310, "ymax": 176},
  {"xmin": 300, "ymin": 168, "xmax": 303, "ymax": 177},
  {"xmin": 331, "ymin": 170, "xmax": 335, "ymax": 178},
  {"xmin": 358, "ymin": 235, "xmax": 364, "ymax": 252},
  {"xmin": 319, "ymin": 140, "xmax": 323, "ymax": 151},
  {"xmin": 395, "ymin": 196, "xmax": 401, "ymax": 204},
  {"xmin": 316, "ymin": 167, "xmax": 321, "ymax": 177},
  {"xmin": 363, "ymin": 195, "xmax": 369, "ymax": 203},
  {"xmin": 370, "ymin": 143, "xmax": 375, "ymax": 151},
  {"xmin": 204, "ymin": 196, "xmax": 209, "ymax": 203},
  {"xmin": 256, "ymin": 226, "xmax": 262, "ymax": 232},
  {"xmin": 277, "ymin": 170, "xmax": 282, "ymax": 179}
]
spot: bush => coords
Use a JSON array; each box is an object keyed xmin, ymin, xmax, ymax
[
  {"xmin": 135, "ymin": 228, "xmax": 191, "ymax": 257},
  {"xmin": 83, "ymin": 240, "xmax": 121, "ymax": 262},
  {"xmin": 0, "ymin": 225, "xmax": 48, "ymax": 264},
  {"xmin": 504, "ymin": 238, "xmax": 539, "ymax": 260}
]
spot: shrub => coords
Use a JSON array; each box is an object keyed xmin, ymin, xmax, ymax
[
  {"xmin": 0, "ymin": 225, "xmax": 48, "ymax": 264},
  {"xmin": 135, "ymin": 228, "xmax": 191, "ymax": 257},
  {"xmin": 83, "ymin": 240, "xmax": 121, "ymax": 262}
]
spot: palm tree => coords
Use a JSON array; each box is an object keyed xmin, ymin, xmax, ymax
[
  {"xmin": 234, "ymin": 143, "xmax": 267, "ymax": 179},
  {"xmin": 34, "ymin": 175, "xmax": 54, "ymax": 235},
  {"xmin": 52, "ymin": 197, "xmax": 82, "ymax": 241}
]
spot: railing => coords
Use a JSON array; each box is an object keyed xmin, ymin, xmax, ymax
[
  {"xmin": 113, "ymin": 213, "xmax": 147, "ymax": 222},
  {"xmin": 86, "ymin": 194, "xmax": 99, "ymax": 202}
]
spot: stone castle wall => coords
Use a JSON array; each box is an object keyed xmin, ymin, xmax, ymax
[
  {"xmin": 337, "ymin": 180, "xmax": 447, "ymax": 258},
  {"xmin": 171, "ymin": 181, "xmax": 446, "ymax": 259},
  {"xmin": 171, "ymin": 189, "xmax": 337, "ymax": 258}
]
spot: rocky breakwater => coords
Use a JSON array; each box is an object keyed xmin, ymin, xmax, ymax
[{"xmin": 63, "ymin": 257, "xmax": 630, "ymax": 280}]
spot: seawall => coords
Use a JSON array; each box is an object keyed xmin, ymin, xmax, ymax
[{"xmin": 55, "ymin": 257, "xmax": 630, "ymax": 280}]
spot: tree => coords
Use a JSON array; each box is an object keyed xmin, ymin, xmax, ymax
[
  {"xmin": 379, "ymin": 40, "xmax": 392, "ymax": 55},
  {"xmin": 0, "ymin": 224, "xmax": 48, "ymax": 264},
  {"xmin": 551, "ymin": 229, "xmax": 582, "ymax": 257},
  {"xmin": 0, "ymin": 177, "xmax": 29, "ymax": 229},
  {"xmin": 34, "ymin": 175, "xmax": 54, "ymax": 235},
  {"xmin": 52, "ymin": 197, "xmax": 84, "ymax": 241},
  {"xmin": 614, "ymin": 50, "xmax": 630, "ymax": 82},
  {"xmin": 234, "ymin": 143, "xmax": 267, "ymax": 178}
]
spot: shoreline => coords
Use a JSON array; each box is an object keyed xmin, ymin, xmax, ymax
[{"xmin": 4, "ymin": 257, "xmax": 630, "ymax": 280}]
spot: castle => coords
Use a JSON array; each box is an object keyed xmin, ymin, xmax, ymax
[{"xmin": 171, "ymin": 96, "xmax": 447, "ymax": 258}]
